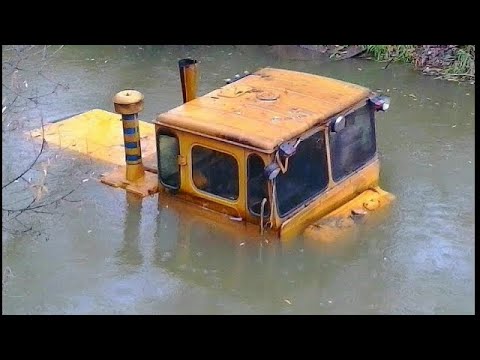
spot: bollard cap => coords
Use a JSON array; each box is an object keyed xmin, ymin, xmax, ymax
[{"xmin": 113, "ymin": 90, "xmax": 144, "ymax": 114}]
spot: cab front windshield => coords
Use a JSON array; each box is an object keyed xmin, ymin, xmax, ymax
[{"xmin": 275, "ymin": 130, "xmax": 329, "ymax": 217}]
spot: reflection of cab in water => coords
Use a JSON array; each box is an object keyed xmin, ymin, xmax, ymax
[
  {"xmin": 34, "ymin": 58, "xmax": 394, "ymax": 242},
  {"xmin": 154, "ymin": 59, "xmax": 394, "ymax": 241}
]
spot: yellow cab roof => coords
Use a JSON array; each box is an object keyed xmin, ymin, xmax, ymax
[{"xmin": 155, "ymin": 67, "xmax": 372, "ymax": 153}]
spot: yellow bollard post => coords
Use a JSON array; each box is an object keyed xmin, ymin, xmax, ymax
[
  {"xmin": 100, "ymin": 89, "xmax": 158, "ymax": 197},
  {"xmin": 113, "ymin": 90, "xmax": 145, "ymax": 181}
]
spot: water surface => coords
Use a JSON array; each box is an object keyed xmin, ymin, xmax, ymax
[{"xmin": 2, "ymin": 45, "xmax": 475, "ymax": 314}]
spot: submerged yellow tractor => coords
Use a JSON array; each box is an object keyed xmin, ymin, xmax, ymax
[{"xmin": 34, "ymin": 59, "xmax": 394, "ymax": 242}]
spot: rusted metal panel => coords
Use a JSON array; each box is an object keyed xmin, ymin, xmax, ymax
[{"xmin": 156, "ymin": 68, "xmax": 371, "ymax": 152}]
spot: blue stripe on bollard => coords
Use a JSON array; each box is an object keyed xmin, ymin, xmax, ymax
[
  {"xmin": 122, "ymin": 114, "xmax": 136, "ymax": 120},
  {"xmin": 124, "ymin": 127, "xmax": 136, "ymax": 135},
  {"xmin": 126, "ymin": 155, "xmax": 141, "ymax": 162},
  {"xmin": 125, "ymin": 142, "xmax": 138, "ymax": 149}
]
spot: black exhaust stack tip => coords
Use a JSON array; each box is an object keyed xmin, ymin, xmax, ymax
[{"xmin": 178, "ymin": 58, "xmax": 197, "ymax": 68}]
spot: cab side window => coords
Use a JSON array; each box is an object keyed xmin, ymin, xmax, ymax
[
  {"xmin": 329, "ymin": 102, "xmax": 376, "ymax": 182},
  {"xmin": 247, "ymin": 154, "xmax": 270, "ymax": 217},
  {"xmin": 158, "ymin": 132, "xmax": 180, "ymax": 189},
  {"xmin": 191, "ymin": 146, "xmax": 239, "ymax": 201}
]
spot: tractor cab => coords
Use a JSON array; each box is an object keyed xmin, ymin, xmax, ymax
[
  {"xmin": 30, "ymin": 58, "xmax": 394, "ymax": 242},
  {"xmin": 154, "ymin": 60, "xmax": 394, "ymax": 240}
]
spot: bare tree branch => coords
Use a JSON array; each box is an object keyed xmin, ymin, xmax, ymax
[
  {"xmin": 2, "ymin": 188, "xmax": 76, "ymax": 214},
  {"xmin": 2, "ymin": 116, "xmax": 45, "ymax": 189},
  {"xmin": 2, "ymin": 45, "xmax": 75, "ymax": 235}
]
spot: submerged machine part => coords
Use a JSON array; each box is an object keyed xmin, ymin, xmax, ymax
[
  {"xmin": 29, "ymin": 57, "xmax": 394, "ymax": 241},
  {"xmin": 99, "ymin": 90, "xmax": 158, "ymax": 197}
]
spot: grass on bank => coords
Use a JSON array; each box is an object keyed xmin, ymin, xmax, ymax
[{"xmin": 363, "ymin": 45, "xmax": 475, "ymax": 81}]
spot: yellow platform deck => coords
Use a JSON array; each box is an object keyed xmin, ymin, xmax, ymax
[
  {"xmin": 29, "ymin": 109, "xmax": 158, "ymax": 172},
  {"xmin": 28, "ymin": 109, "xmax": 159, "ymax": 197}
]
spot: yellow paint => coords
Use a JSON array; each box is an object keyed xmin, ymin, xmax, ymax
[
  {"xmin": 28, "ymin": 109, "xmax": 158, "ymax": 171},
  {"xmin": 155, "ymin": 63, "xmax": 394, "ymax": 240},
  {"xmin": 101, "ymin": 166, "xmax": 158, "ymax": 197},
  {"xmin": 156, "ymin": 68, "xmax": 372, "ymax": 152},
  {"xmin": 302, "ymin": 186, "xmax": 395, "ymax": 243},
  {"xmin": 178, "ymin": 129, "xmax": 247, "ymax": 219},
  {"xmin": 243, "ymin": 150, "xmax": 273, "ymax": 226},
  {"xmin": 279, "ymin": 159, "xmax": 390, "ymax": 240},
  {"xmin": 30, "ymin": 66, "xmax": 395, "ymax": 241},
  {"xmin": 157, "ymin": 189, "xmax": 278, "ymax": 241},
  {"xmin": 156, "ymin": 124, "xmax": 394, "ymax": 241},
  {"xmin": 120, "ymin": 114, "xmax": 145, "ymax": 181},
  {"xmin": 156, "ymin": 124, "xmax": 279, "ymax": 222},
  {"xmin": 125, "ymin": 163, "xmax": 145, "ymax": 182}
]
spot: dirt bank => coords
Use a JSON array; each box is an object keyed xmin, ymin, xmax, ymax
[{"xmin": 294, "ymin": 45, "xmax": 475, "ymax": 83}]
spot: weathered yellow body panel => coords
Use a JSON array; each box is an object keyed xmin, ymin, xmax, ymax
[
  {"xmin": 280, "ymin": 158, "xmax": 385, "ymax": 240},
  {"xmin": 155, "ymin": 173, "xmax": 394, "ymax": 243},
  {"xmin": 100, "ymin": 166, "xmax": 159, "ymax": 197},
  {"xmin": 302, "ymin": 186, "xmax": 395, "ymax": 243},
  {"xmin": 29, "ymin": 109, "xmax": 158, "ymax": 171},
  {"xmin": 157, "ymin": 188, "xmax": 278, "ymax": 242},
  {"xmin": 156, "ymin": 68, "xmax": 371, "ymax": 152},
  {"xmin": 155, "ymin": 125, "xmax": 394, "ymax": 240},
  {"xmin": 180, "ymin": 130, "xmax": 247, "ymax": 219}
]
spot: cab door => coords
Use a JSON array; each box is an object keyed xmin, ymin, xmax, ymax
[{"xmin": 245, "ymin": 151, "xmax": 272, "ymax": 227}]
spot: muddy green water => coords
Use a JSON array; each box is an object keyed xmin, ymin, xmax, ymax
[{"xmin": 2, "ymin": 45, "xmax": 475, "ymax": 314}]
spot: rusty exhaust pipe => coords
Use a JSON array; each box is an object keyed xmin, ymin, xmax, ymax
[{"xmin": 178, "ymin": 59, "xmax": 198, "ymax": 103}]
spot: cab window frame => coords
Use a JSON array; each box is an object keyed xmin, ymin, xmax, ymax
[
  {"xmin": 190, "ymin": 144, "xmax": 240, "ymax": 202},
  {"xmin": 328, "ymin": 101, "xmax": 377, "ymax": 183},
  {"xmin": 157, "ymin": 129, "xmax": 181, "ymax": 190},
  {"xmin": 247, "ymin": 153, "xmax": 270, "ymax": 218},
  {"xmin": 274, "ymin": 129, "xmax": 330, "ymax": 219}
]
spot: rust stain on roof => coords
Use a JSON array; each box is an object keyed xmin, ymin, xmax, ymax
[{"xmin": 156, "ymin": 67, "xmax": 371, "ymax": 152}]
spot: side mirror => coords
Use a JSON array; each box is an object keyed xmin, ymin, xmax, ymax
[
  {"xmin": 370, "ymin": 95, "xmax": 391, "ymax": 112},
  {"xmin": 279, "ymin": 140, "xmax": 297, "ymax": 159},
  {"xmin": 331, "ymin": 115, "xmax": 346, "ymax": 133},
  {"xmin": 264, "ymin": 162, "xmax": 281, "ymax": 180}
]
